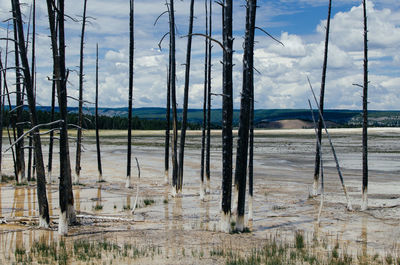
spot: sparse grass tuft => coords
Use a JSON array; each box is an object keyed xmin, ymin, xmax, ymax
[
  {"xmin": 94, "ymin": 205, "xmax": 103, "ymax": 210},
  {"xmin": 143, "ymin": 199, "xmax": 155, "ymax": 206}
]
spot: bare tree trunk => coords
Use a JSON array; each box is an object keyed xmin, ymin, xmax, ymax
[
  {"xmin": 361, "ymin": 0, "xmax": 368, "ymax": 211},
  {"xmin": 27, "ymin": 0, "xmax": 36, "ymax": 183},
  {"xmin": 75, "ymin": 0, "xmax": 88, "ymax": 184},
  {"xmin": 248, "ymin": 61, "xmax": 254, "ymax": 222},
  {"xmin": 11, "ymin": 0, "xmax": 50, "ymax": 227},
  {"xmin": 47, "ymin": 68, "xmax": 56, "ymax": 183},
  {"xmin": 13, "ymin": 18, "xmax": 25, "ymax": 184},
  {"xmin": 47, "ymin": 4, "xmax": 58, "ymax": 183},
  {"xmin": 126, "ymin": 0, "xmax": 134, "ymax": 188},
  {"xmin": 95, "ymin": 43, "xmax": 103, "ymax": 182},
  {"xmin": 177, "ymin": 0, "xmax": 194, "ymax": 194},
  {"xmin": 164, "ymin": 53, "xmax": 171, "ymax": 184},
  {"xmin": 205, "ymin": 0, "xmax": 212, "ymax": 194},
  {"xmin": 221, "ymin": 0, "xmax": 233, "ymax": 233},
  {"xmin": 46, "ymin": 0, "xmax": 76, "ymax": 234},
  {"xmin": 313, "ymin": 0, "xmax": 332, "ymax": 196},
  {"xmin": 169, "ymin": 0, "xmax": 178, "ymax": 197},
  {"xmin": 234, "ymin": 0, "xmax": 256, "ymax": 232},
  {"xmin": 200, "ymin": 0, "xmax": 209, "ymax": 199}
]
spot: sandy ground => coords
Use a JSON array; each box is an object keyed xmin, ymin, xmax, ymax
[{"xmin": 0, "ymin": 128, "xmax": 399, "ymax": 264}]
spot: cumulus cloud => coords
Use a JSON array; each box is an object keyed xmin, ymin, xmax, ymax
[{"xmin": 0, "ymin": 0, "xmax": 399, "ymax": 110}]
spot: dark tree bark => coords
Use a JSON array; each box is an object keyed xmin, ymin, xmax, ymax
[
  {"xmin": 95, "ymin": 43, "xmax": 103, "ymax": 182},
  {"xmin": 46, "ymin": 0, "xmax": 76, "ymax": 234},
  {"xmin": 27, "ymin": 0, "xmax": 36, "ymax": 183},
  {"xmin": 313, "ymin": 0, "xmax": 332, "ymax": 196},
  {"xmin": 200, "ymin": 0, "xmax": 209, "ymax": 199},
  {"xmin": 11, "ymin": 0, "xmax": 50, "ymax": 227},
  {"xmin": 205, "ymin": 0, "xmax": 212, "ymax": 193},
  {"xmin": 47, "ymin": 1, "xmax": 58, "ymax": 183},
  {"xmin": 47, "ymin": 67, "xmax": 56, "ymax": 182},
  {"xmin": 13, "ymin": 18, "xmax": 25, "ymax": 184},
  {"xmin": 234, "ymin": 0, "xmax": 256, "ymax": 232},
  {"xmin": 361, "ymin": 0, "xmax": 368, "ymax": 211},
  {"xmin": 221, "ymin": 0, "xmax": 233, "ymax": 233},
  {"xmin": 75, "ymin": 0, "xmax": 88, "ymax": 184},
  {"xmin": 177, "ymin": 0, "xmax": 195, "ymax": 194},
  {"xmin": 126, "ymin": 0, "xmax": 134, "ymax": 188},
  {"xmin": 248, "ymin": 56, "xmax": 254, "ymax": 222},
  {"xmin": 164, "ymin": 52, "xmax": 171, "ymax": 184},
  {"xmin": 169, "ymin": 0, "xmax": 178, "ymax": 196}
]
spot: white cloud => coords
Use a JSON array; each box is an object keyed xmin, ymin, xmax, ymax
[{"xmin": 0, "ymin": 0, "xmax": 399, "ymax": 111}]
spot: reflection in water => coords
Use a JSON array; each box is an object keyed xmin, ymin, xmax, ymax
[
  {"xmin": 127, "ymin": 194, "xmax": 131, "ymax": 210},
  {"xmin": 164, "ymin": 187, "xmax": 169, "ymax": 257},
  {"xmin": 75, "ymin": 186, "xmax": 81, "ymax": 212},
  {"xmin": 96, "ymin": 185, "xmax": 102, "ymax": 210},
  {"xmin": 170, "ymin": 197, "xmax": 183, "ymax": 257},
  {"xmin": 47, "ymin": 185, "xmax": 53, "ymax": 217},
  {"xmin": 361, "ymin": 216, "xmax": 368, "ymax": 259},
  {"xmin": 27, "ymin": 188, "xmax": 32, "ymax": 217},
  {"xmin": 0, "ymin": 185, "xmax": 2, "ymax": 217}
]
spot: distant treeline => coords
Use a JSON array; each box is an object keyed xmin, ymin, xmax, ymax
[{"xmin": 2, "ymin": 109, "xmax": 202, "ymax": 130}]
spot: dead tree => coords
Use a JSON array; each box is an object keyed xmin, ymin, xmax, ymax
[
  {"xmin": 205, "ymin": 0, "xmax": 212, "ymax": 194},
  {"xmin": 313, "ymin": 0, "xmax": 332, "ymax": 196},
  {"xmin": 75, "ymin": 0, "xmax": 88, "ymax": 184},
  {"xmin": 164, "ymin": 46, "xmax": 171, "ymax": 184},
  {"xmin": 11, "ymin": 0, "xmax": 50, "ymax": 227},
  {"xmin": 169, "ymin": 0, "xmax": 179, "ymax": 196},
  {"xmin": 126, "ymin": 0, "xmax": 134, "ymax": 188},
  {"xmin": 248, "ymin": 42, "xmax": 254, "ymax": 222},
  {"xmin": 12, "ymin": 17, "xmax": 25, "ymax": 184},
  {"xmin": 221, "ymin": 0, "xmax": 233, "ymax": 233},
  {"xmin": 95, "ymin": 43, "xmax": 103, "ymax": 182},
  {"xmin": 234, "ymin": 0, "xmax": 256, "ymax": 232},
  {"xmin": 361, "ymin": 0, "xmax": 368, "ymax": 211},
  {"xmin": 46, "ymin": 0, "xmax": 76, "ymax": 234},
  {"xmin": 47, "ymin": 2, "xmax": 58, "ymax": 183},
  {"xmin": 200, "ymin": 0, "xmax": 209, "ymax": 199},
  {"xmin": 27, "ymin": 0, "xmax": 36, "ymax": 182},
  {"xmin": 177, "ymin": 0, "xmax": 195, "ymax": 194}
]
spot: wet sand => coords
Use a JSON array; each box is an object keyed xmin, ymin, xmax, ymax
[{"xmin": 0, "ymin": 128, "xmax": 399, "ymax": 264}]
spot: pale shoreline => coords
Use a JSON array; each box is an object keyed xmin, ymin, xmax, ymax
[{"xmin": 46, "ymin": 126, "xmax": 400, "ymax": 137}]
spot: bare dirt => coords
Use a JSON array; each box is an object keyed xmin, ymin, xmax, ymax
[{"xmin": 0, "ymin": 128, "xmax": 399, "ymax": 264}]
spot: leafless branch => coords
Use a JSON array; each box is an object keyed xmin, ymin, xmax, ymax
[{"xmin": 255, "ymin": 27, "xmax": 284, "ymax": 46}]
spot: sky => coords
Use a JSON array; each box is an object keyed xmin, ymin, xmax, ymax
[{"xmin": 0, "ymin": 0, "xmax": 399, "ymax": 110}]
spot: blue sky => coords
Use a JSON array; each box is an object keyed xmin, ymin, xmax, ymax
[{"xmin": 1, "ymin": 0, "xmax": 399, "ymax": 110}]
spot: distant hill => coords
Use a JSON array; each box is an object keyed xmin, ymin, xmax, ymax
[{"xmin": 56, "ymin": 107, "xmax": 400, "ymax": 128}]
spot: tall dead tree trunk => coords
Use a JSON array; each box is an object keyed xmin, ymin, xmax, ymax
[
  {"xmin": 46, "ymin": 0, "xmax": 76, "ymax": 234},
  {"xmin": 169, "ymin": 0, "xmax": 178, "ymax": 196},
  {"xmin": 75, "ymin": 0, "xmax": 88, "ymax": 184},
  {"xmin": 361, "ymin": 0, "xmax": 368, "ymax": 211},
  {"xmin": 126, "ymin": 0, "xmax": 134, "ymax": 188},
  {"xmin": 313, "ymin": 0, "xmax": 332, "ymax": 196},
  {"xmin": 205, "ymin": 0, "xmax": 212, "ymax": 194},
  {"xmin": 11, "ymin": 0, "xmax": 50, "ymax": 227},
  {"xmin": 47, "ymin": 68, "xmax": 56, "ymax": 182},
  {"xmin": 234, "ymin": 0, "xmax": 256, "ymax": 232},
  {"xmin": 28, "ymin": 0, "xmax": 36, "ymax": 183},
  {"xmin": 164, "ymin": 53, "xmax": 171, "ymax": 184},
  {"xmin": 248, "ymin": 51, "xmax": 254, "ymax": 222},
  {"xmin": 177, "ymin": 0, "xmax": 194, "ymax": 194},
  {"xmin": 13, "ymin": 18, "xmax": 25, "ymax": 184},
  {"xmin": 47, "ymin": 5, "xmax": 58, "ymax": 183},
  {"xmin": 95, "ymin": 43, "xmax": 103, "ymax": 182},
  {"xmin": 200, "ymin": 0, "xmax": 209, "ymax": 199},
  {"xmin": 221, "ymin": 0, "xmax": 233, "ymax": 233}
]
